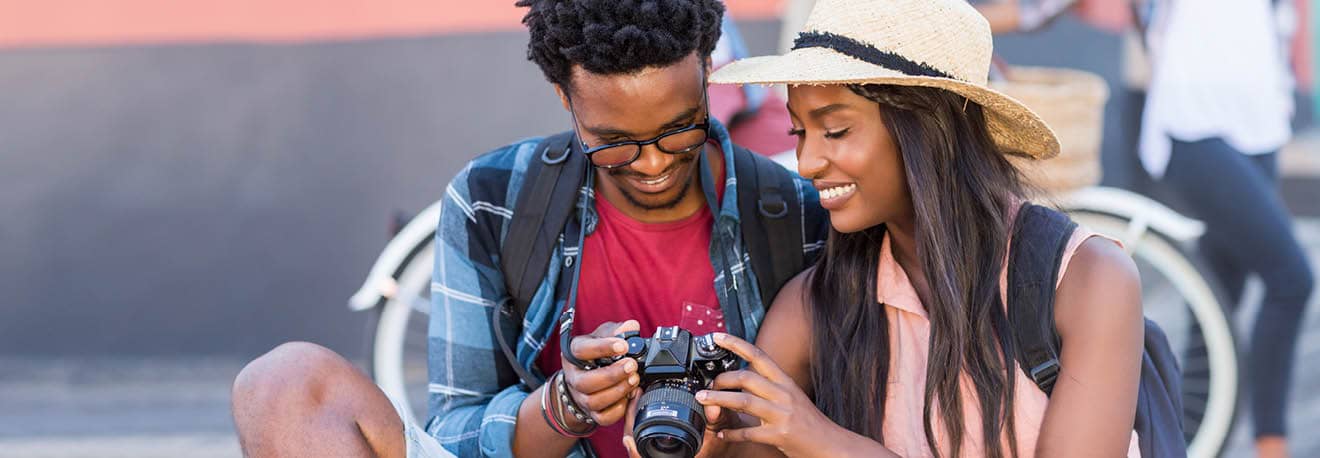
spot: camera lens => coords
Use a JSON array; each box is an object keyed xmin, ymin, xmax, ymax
[
  {"xmin": 638, "ymin": 427, "xmax": 696, "ymax": 458},
  {"xmin": 634, "ymin": 384, "xmax": 705, "ymax": 458},
  {"xmin": 654, "ymin": 436, "xmax": 683, "ymax": 453}
]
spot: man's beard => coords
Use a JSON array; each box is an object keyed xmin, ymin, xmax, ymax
[{"xmin": 607, "ymin": 152, "xmax": 698, "ymax": 211}]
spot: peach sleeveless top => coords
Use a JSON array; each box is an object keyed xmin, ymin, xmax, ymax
[{"xmin": 874, "ymin": 220, "xmax": 1142, "ymax": 457}]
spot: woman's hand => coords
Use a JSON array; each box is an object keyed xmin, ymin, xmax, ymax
[
  {"xmin": 692, "ymin": 333, "xmax": 886, "ymax": 458},
  {"xmin": 695, "ymin": 332, "xmax": 831, "ymax": 456}
]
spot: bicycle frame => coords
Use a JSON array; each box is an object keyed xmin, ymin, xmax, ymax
[
  {"xmin": 1055, "ymin": 186, "xmax": 1206, "ymax": 249},
  {"xmin": 349, "ymin": 200, "xmax": 442, "ymax": 313}
]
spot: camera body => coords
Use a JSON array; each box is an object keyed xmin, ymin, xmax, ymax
[
  {"xmin": 596, "ymin": 326, "xmax": 740, "ymax": 458},
  {"xmin": 600, "ymin": 325, "xmax": 739, "ymax": 389}
]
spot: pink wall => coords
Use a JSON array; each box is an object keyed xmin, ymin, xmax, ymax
[{"xmin": 0, "ymin": 0, "xmax": 785, "ymax": 48}]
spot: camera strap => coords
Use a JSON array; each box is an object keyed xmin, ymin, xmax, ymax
[{"xmin": 558, "ymin": 174, "xmax": 594, "ymax": 370}]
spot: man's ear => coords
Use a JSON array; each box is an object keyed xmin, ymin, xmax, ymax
[{"xmin": 554, "ymin": 84, "xmax": 571, "ymax": 111}]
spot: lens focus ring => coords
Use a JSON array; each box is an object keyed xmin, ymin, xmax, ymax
[{"xmin": 637, "ymin": 383, "xmax": 703, "ymax": 416}]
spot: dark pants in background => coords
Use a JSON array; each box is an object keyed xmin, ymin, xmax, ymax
[{"xmin": 1163, "ymin": 137, "xmax": 1316, "ymax": 437}]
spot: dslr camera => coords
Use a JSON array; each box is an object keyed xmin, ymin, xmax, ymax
[{"xmin": 594, "ymin": 326, "xmax": 740, "ymax": 458}]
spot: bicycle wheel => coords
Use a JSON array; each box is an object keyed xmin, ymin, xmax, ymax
[
  {"xmin": 368, "ymin": 238, "xmax": 434, "ymax": 426},
  {"xmin": 1067, "ymin": 209, "xmax": 1238, "ymax": 458}
]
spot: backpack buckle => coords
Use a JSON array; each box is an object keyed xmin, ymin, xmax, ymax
[
  {"xmin": 541, "ymin": 143, "xmax": 571, "ymax": 165},
  {"xmin": 758, "ymin": 191, "xmax": 788, "ymax": 218},
  {"xmin": 1030, "ymin": 358, "xmax": 1060, "ymax": 391}
]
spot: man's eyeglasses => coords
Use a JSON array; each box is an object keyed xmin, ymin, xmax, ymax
[{"xmin": 567, "ymin": 70, "xmax": 711, "ymax": 169}]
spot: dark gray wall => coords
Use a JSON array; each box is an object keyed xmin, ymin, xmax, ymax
[
  {"xmin": 1, "ymin": 18, "xmax": 1140, "ymax": 359},
  {"xmin": 0, "ymin": 33, "xmax": 570, "ymax": 358}
]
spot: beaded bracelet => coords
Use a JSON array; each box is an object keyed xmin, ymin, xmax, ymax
[
  {"xmin": 556, "ymin": 371, "xmax": 597, "ymax": 428},
  {"xmin": 541, "ymin": 371, "xmax": 596, "ymax": 438}
]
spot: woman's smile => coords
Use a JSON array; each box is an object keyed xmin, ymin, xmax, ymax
[{"xmin": 815, "ymin": 181, "xmax": 858, "ymax": 211}]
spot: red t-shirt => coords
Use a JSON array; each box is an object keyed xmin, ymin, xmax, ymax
[{"xmin": 536, "ymin": 166, "xmax": 726, "ymax": 457}]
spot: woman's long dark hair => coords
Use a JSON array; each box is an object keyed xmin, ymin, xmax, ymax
[{"xmin": 807, "ymin": 84, "xmax": 1032, "ymax": 458}]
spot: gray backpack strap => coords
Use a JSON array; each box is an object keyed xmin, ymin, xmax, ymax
[
  {"xmin": 1008, "ymin": 203, "xmax": 1187, "ymax": 457},
  {"xmin": 733, "ymin": 147, "xmax": 805, "ymax": 320},
  {"xmin": 494, "ymin": 131, "xmax": 583, "ymax": 388},
  {"xmin": 1007, "ymin": 203, "xmax": 1076, "ymax": 394}
]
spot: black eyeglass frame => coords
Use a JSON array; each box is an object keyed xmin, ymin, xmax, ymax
[{"xmin": 565, "ymin": 68, "xmax": 712, "ymax": 169}]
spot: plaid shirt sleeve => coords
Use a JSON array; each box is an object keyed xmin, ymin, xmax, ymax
[
  {"xmin": 794, "ymin": 173, "xmax": 830, "ymax": 265},
  {"xmin": 427, "ymin": 139, "xmax": 539, "ymax": 457}
]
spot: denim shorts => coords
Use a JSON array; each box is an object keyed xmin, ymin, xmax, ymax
[{"xmin": 390, "ymin": 397, "xmax": 456, "ymax": 458}]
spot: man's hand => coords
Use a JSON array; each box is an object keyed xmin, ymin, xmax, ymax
[{"xmin": 560, "ymin": 320, "xmax": 642, "ymax": 428}]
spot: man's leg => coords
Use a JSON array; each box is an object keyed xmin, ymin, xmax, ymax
[{"xmin": 231, "ymin": 341, "xmax": 407, "ymax": 458}]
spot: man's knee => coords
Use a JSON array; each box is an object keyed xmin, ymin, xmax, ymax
[{"xmin": 232, "ymin": 341, "xmax": 353, "ymax": 415}]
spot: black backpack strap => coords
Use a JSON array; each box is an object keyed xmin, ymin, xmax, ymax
[
  {"xmin": 733, "ymin": 146, "xmax": 805, "ymax": 314},
  {"xmin": 494, "ymin": 131, "xmax": 584, "ymax": 388},
  {"xmin": 1007, "ymin": 203, "xmax": 1077, "ymax": 396}
]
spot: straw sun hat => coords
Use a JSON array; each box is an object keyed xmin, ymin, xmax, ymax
[{"xmin": 710, "ymin": 0, "xmax": 1060, "ymax": 159}]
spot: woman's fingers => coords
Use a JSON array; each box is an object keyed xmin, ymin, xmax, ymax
[
  {"xmin": 713, "ymin": 333, "xmax": 793, "ymax": 385},
  {"xmin": 704, "ymin": 405, "xmax": 724, "ymax": 429},
  {"xmin": 709, "ymin": 369, "xmax": 787, "ymax": 402},
  {"xmin": 623, "ymin": 387, "xmax": 640, "ymax": 434},
  {"xmin": 622, "ymin": 435, "xmax": 643, "ymax": 458},
  {"xmin": 695, "ymin": 389, "xmax": 784, "ymax": 421},
  {"xmin": 621, "ymin": 390, "xmax": 646, "ymax": 458}
]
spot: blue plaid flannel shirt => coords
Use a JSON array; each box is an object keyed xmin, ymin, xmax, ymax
[{"xmin": 426, "ymin": 120, "xmax": 827, "ymax": 457}]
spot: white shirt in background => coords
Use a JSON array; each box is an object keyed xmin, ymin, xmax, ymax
[{"xmin": 1139, "ymin": 0, "xmax": 1294, "ymax": 177}]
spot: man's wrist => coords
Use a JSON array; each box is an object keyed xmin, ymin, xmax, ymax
[
  {"xmin": 545, "ymin": 371, "xmax": 596, "ymax": 437},
  {"xmin": 554, "ymin": 379, "xmax": 592, "ymax": 431}
]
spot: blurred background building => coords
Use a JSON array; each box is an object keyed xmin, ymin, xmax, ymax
[{"xmin": 1, "ymin": 1, "xmax": 1316, "ymax": 456}]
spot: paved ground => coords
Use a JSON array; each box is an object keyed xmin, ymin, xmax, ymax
[{"xmin": 0, "ymin": 357, "xmax": 245, "ymax": 457}]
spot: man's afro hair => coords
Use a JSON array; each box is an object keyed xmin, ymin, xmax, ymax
[{"xmin": 516, "ymin": 0, "xmax": 725, "ymax": 89}]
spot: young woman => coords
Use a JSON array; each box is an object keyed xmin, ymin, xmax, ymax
[{"xmin": 623, "ymin": 0, "xmax": 1147, "ymax": 456}]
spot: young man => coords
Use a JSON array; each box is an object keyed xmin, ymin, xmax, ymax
[{"xmin": 229, "ymin": 1, "xmax": 828, "ymax": 457}]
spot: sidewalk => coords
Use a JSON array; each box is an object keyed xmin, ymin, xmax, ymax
[{"xmin": 0, "ymin": 358, "xmax": 245, "ymax": 458}]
